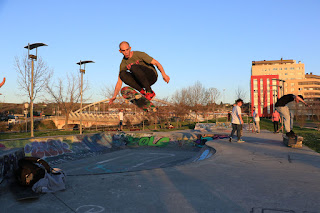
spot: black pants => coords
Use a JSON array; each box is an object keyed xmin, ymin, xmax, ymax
[
  {"xmin": 119, "ymin": 64, "xmax": 157, "ymax": 92},
  {"xmin": 273, "ymin": 121, "xmax": 279, "ymax": 132},
  {"xmin": 119, "ymin": 120, "xmax": 123, "ymax": 130},
  {"xmin": 230, "ymin": 123, "xmax": 242, "ymax": 140}
]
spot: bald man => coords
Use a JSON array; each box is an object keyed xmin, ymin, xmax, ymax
[{"xmin": 109, "ymin": 41, "xmax": 170, "ymax": 104}]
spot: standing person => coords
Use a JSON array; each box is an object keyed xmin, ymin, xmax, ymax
[
  {"xmin": 227, "ymin": 111, "xmax": 231, "ymax": 122},
  {"xmin": 109, "ymin": 41, "xmax": 170, "ymax": 104},
  {"xmin": 229, "ymin": 99, "xmax": 245, "ymax": 143},
  {"xmin": 272, "ymin": 110, "xmax": 281, "ymax": 133},
  {"xmin": 118, "ymin": 109, "xmax": 124, "ymax": 131},
  {"xmin": 252, "ymin": 106, "xmax": 260, "ymax": 133},
  {"xmin": 275, "ymin": 94, "xmax": 308, "ymax": 137}
]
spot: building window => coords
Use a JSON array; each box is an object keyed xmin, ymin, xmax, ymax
[
  {"xmin": 253, "ymin": 79, "xmax": 258, "ymax": 91},
  {"xmin": 291, "ymin": 83, "xmax": 295, "ymax": 86}
]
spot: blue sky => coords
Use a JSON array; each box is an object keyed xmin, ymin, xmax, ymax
[{"xmin": 0, "ymin": 0, "xmax": 319, "ymax": 104}]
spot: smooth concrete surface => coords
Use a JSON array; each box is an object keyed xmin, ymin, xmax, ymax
[{"xmin": 0, "ymin": 129, "xmax": 320, "ymax": 213}]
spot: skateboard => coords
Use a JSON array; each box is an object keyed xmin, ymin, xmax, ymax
[
  {"xmin": 121, "ymin": 87, "xmax": 157, "ymax": 112},
  {"xmin": 283, "ymin": 135, "xmax": 303, "ymax": 148},
  {"xmin": 10, "ymin": 182, "xmax": 40, "ymax": 201}
]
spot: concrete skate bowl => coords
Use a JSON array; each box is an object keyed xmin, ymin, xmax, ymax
[{"xmin": 0, "ymin": 132, "xmax": 225, "ymax": 177}]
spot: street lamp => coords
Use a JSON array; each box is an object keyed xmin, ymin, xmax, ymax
[
  {"xmin": 24, "ymin": 43, "xmax": 48, "ymax": 137},
  {"xmin": 272, "ymin": 79, "xmax": 286, "ymax": 133},
  {"xmin": 272, "ymin": 78, "xmax": 286, "ymax": 97},
  {"xmin": 270, "ymin": 84, "xmax": 282, "ymax": 112},
  {"xmin": 95, "ymin": 106, "xmax": 98, "ymax": 131},
  {"xmin": 24, "ymin": 102, "xmax": 29, "ymax": 132},
  {"xmin": 76, "ymin": 60, "xmax": 94, "ymax": 135}
]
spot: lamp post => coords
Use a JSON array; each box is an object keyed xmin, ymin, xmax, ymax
[
  {"xmin": 24, "ymin": 43, "xmax": 47, "ymax": 137},
  {"xmin": 24, "ymin": 102, "xmax": 29, "ymax": 132},
  {"xmin": 270, "ymin": 85, "xmax": 281, "ymax": 112},
  {"xmin": 272, "ymin": 79, "xmax": 286, "ymax": 97},
  {"xmin": 95, "ymin": 106, "xmax": 98, "ymax": 131},
  {"xmin": 76, "ymin": 60, "xmax": 94, "ymax": 135},
  {"xmin": 272, "ymin": 79, "xmax": 286, "ymax": 133}
]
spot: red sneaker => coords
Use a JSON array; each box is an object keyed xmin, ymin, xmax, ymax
[
  {"xmin": 139, "ymin": 89, "xmax": 146, "ymax": 96},
  {"xmin": 145, "ymin": 91, "xmax": 156, "ymax": 100}
]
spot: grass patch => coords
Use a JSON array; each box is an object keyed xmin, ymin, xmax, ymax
[{"xmin": 260, "ymin": 118, "xmax": 320, "ymax": 153}]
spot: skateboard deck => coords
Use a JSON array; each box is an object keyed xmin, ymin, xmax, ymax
[
  {"xmin": 283, "ymin": 135, "xmax": 303, "ymax": 148},
  {"xmin": 10, "ymin": 182, "xmax": 40, "ymax": 201},
  {"xmin": 121, "ymin": 87, "xmax": 157, "ymax": 112}
]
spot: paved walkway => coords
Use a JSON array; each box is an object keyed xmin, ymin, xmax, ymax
[{"xmin": 1, "ymin": 129, "xmax": 320, "ymax": 213}]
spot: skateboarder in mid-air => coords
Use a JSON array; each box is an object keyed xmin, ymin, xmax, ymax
[
  {"xmin": 275, "ymin": 94, "xmax": 308, "ymax": 138},
  {"xmin": 109, "ymin": 41, "xmax": 170, "ymax": 104}
]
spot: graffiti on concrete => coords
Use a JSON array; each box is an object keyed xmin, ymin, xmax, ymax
[
  {"xmin": 138, "ymin": 136, "xmax": 170, "ymax": 147},
  {"xmin": 0, "ymin": 149, "xmax": 24, "ymax": 181},
  {"xmin": 194, "ymin": 134, "xmax": 229, "ymax": 146},
  {"xmin": 81, "ymin": 134, "xmax": 113, "ymax": 152},
  {"xmin": 197, "ymin": 149, "xmax": 213, "ymax": 161},
  {"xmin": 24, "ymin": 139, "xmax": 72, "ymax": 158},
  {"xmin": 114, "ymin": 134, "xmax": 170, "ymax": 147}
]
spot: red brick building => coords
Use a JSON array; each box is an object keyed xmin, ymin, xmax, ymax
[{"xmin": 251, "ymin": 75, "xmax": 282, "ymax": 117}]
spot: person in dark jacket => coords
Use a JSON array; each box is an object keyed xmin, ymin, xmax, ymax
[{"xmin": 275, "ymin": 94, "xmax": 308, "ymax": 137}]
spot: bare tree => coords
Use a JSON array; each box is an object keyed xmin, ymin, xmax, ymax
[
  {"xmin": 15, "ymin": 55, "xmax": 52, "ymax": 136},
  {"xmin": 15, "ymin": 55, "xmax": 52, "ymax": 100},
  {"xmin": 188, "ymin": 81, "xmax": 209, "ymax": 122},
  {"xmin": 207, "ymin": 87, "xmax": 220, "ymax": 110},
  {"xmin": 171, "ymin": 88, "xmax": 190, "ymax": 127},
  {"xmin": 187, "ymin": 81, "xmax": 207, "ymax": 106},
  {"xmin": 101, "ymin": 84, "xmax": 126, "ymax": 105},
  {"xmin": 171, "ymin": 81, "xmax": 209, "ymax": 123},
  {"xmin": 100, "ymin": 84, "xmax": 115, "ymax": 99},
  {"xmin": 207, "ymin": 87, "xmax": 220, "ymax": 104},
  {"xmin": 45, "ymin": 73, "xmax": 89, "ymax": 129},
  {"xmin": 235, "ymin": 86, "xmax": 247, "ymax": 102}
]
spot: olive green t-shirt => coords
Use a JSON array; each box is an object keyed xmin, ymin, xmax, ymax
[{"xmin": 119, "ymin": 51, "xmax": 157, "ymax": 77}]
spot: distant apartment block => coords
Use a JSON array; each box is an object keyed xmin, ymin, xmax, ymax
[{"xmin": 251, "ymin": 59, "xmax": 320, "ymax": 117}]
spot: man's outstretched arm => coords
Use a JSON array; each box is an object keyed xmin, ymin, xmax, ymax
[
  {"xmin": 296, "ymin": 96, "xmax": 309, "ymax": 106},
  {"xmin": 0, "ymin": 77, "xmax": 5, "ymax": 88},
  {"xmin": 151, "ymin": 59, "xmax": 170, "ymax": 83},
  {"xmin": 109, "ymin": 76, "xmax": 123, "ymax": 104}
]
